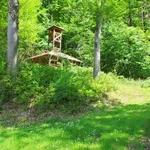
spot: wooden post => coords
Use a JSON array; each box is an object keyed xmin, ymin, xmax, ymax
[{"xmin": 53, "ymin": 29, "xmax": 55, "ymax": 50}]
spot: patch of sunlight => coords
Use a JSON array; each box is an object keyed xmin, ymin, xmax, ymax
[
  {"xmin": 108, "ymin": 81, "xmax": 150, "ymax": 105},
  {"xmin": 71, "ymin": 142, "xmax": 101, "ymax": 150},
  {"xmin": 40, "ymin": 123, "xmax": 49, "ymax": 128},
  {"xmin": 95, "ymin": 115, "xmax": 112, "ymax": 119}
]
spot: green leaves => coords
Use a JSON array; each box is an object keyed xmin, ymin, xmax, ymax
[
  {"xmin": 0, "ymin": 0, "xmax": 150, "ymax": 79},
  {"xmin": 0, "ymin": 0, "xmax": 7, "ymax": 70},
  {"xmin": 0, "ymin": 63, "xmax": 117, "ymax": 110},
  {"xmin": 102, "ymin": 22, "xmax": 150, "ymax": 78},
  {"xmin": 19, "ymin": 0, "xmax": 43, "ymax": 57}
]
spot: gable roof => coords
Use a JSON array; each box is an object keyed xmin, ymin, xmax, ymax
[{"xmin": 47, "ymin": 25, "xmax": 64, "ymax": 32}]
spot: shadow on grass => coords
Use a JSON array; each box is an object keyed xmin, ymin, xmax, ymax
[{"xmin": 0, "ymin": 103, "xmax": 150, "ymax": 150}]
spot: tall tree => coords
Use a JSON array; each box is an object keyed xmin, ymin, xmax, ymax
[
  {"xmin": 93, "ymin": 0, "xmax": 126, "ymax": 78},
  {"xmin": 93, "ymin": 0, "xmax": 102, "ymax": 78},
  {"xmin": 7, "ymin": 0, "xmax": 19, "ymax": 73}
]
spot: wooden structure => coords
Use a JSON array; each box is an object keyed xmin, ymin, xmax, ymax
[
  {"xmin": 47, "ymin": 25, "xmax": 64, "ymax": 51},
  {"xmin": 27, "ymin": 25, "xmax": 82, "ymax": 66},
  {"xmin": 27, "ymin": 51, "xmax": 82, "ymax": 66}
]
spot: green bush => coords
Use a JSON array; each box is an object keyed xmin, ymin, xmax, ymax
[
  {"xmin": 0, "ymin": 63, "xmax": 117, "ymax": 111},
  {"xmin": 0, "ymin": 56, "xmax": 5, "ymax": 75},
  {"xmin": 0, "ymin": 76, "xmax": 12, "ymax": 103},
  {"xmin": 102, "ymin": 22, "xmax": 150, "ymax": 79}
]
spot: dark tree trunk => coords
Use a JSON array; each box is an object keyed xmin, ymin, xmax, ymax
[
  {"xmin": 148, "ymin": 12, "xmax": 150, "ymax": 28},
  {"xmin": 142, "ymin": 9, "xmax": 146, "ymax": 31},
  {"xmin": 93, "ymin": 14, "xmax": 102, "ymax": 78},
  {"xmin": 7, "ymin": 0, "xmax": 19, "ymax": 74},
  {"xmin": 141, "ymin": 0, "xmax": 149, "ymax": 31},
  {"xmin": 50, "ymin": 0, "xmax": 53, "ymax": 22},
  {"xmin": 128, "ymin": 0, "xmax": 132, "ymax": 26}
]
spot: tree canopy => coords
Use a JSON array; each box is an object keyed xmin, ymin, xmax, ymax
[{"xmin": 0, "ymin": 0, "xmax": 150, "ymax": 78}]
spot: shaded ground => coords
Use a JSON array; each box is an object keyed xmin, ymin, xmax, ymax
[
  {"xmin": 0, "ymin": 81, "xmax": 150, "ymax": 150},
  {"xmin": 0, "ymin": 103, "xmax": 150, "ymax": 150}
]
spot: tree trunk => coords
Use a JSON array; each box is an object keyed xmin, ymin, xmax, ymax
[
  {"xmin": 7, "ymin": 0, "xmax": 19, "ymax": 74},
  {"xmin": 93, "ymin": 14, "xmax": 102, "ymax": 79},
  {"xmin": 141, "ymin": 9, "xmax": 146, "ymax": 31},
  {"xmin": 148, "ymin": 12, "xmax": 150, "ymax": 28},
  {"xmin": 141, "ymin": 0, "xmax": 149, "ymax": 31},
  {"xmin": 50, "ymin": 0, "xmax": 53, "ymax": 22},
  {"xmin": 128, "ymin": 0, "xmax": 132, "ymax": 26}
]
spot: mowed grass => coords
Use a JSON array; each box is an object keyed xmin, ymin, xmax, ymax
[{"xmin": 0, "ymin": 80, "xmax": 150, "ymax": 150}]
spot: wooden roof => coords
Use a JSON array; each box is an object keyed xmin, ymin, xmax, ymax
[
  {"xmin": 47, "ymin": 25, "xmax": 64, "ymax": 32},
  {"xmin": 27, "ymin": 51, "xmax": 82, "ymax": 63}
]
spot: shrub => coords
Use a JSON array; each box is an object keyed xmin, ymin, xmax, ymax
[
  {"xmin": 0, "ymin": 63, "xmax": 117, "ymax": 111},
  {"xmin": 102, "ymin": 22, "xmax": 150, "ymax": 79},
  {"xmin": 0, "ymin": 76, "xmax": 12, "ymax": 104},
  {"xmin": 0, "ymin": 56, "xmax": 5, "ymax": 75}
]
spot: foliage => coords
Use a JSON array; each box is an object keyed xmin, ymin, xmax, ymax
[
  {"xmin": 0, "ymin": 56, "xmax": 5, "ymax": 74},
  {"xmin": 39, "ymin": 0, "xmax": 95, "ymax": 66},
  {"xmin": 38, "ymin": 0, "xmax": 150, "ymax": 79},
  {"xmin": 0, "ymin": 0, "xmax": 7, "ymax": 72},
  {"xmin": 101, "ymin": 22, "xmax": 150, "ymax": 79},
  {"xmin": 19, "ymin": 0, "xmax": 44, "ymax": 58},
  {"xmin": 0, "ymin": 0, "xmax": 7, "ymax": 47},
  {"xmin": 123, "ymin": 0, "xmax": 150, "ymax": 31},
  {"xmin": 1, "ymin": 0, "xmax": 150, "ymax": 79},
  {"xmin": 0, "ymin": 63, "xmax": 117, "ymax": 111},
  {"xmin": 0, "ymin": 76, "xmax": 12, "ymax": 104}
]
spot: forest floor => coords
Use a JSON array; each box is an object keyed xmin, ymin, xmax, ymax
[{"xmin": 0, "ymin": 79, "xmax": 150, "ymax": 150}]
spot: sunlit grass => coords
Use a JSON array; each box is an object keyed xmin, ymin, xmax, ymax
[
  {"xmin": 108, "ymin": 79, "xmax": 150, "ymax": 105},
  {"xmin": 0, "ymin": 80, "xmax": 150, "ymax": 150},
  {"xmin": 0, "ymin": 103, "xmax": 150, "ymax": 150}
]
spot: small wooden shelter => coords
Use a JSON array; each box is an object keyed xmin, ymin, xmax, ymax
[
  {"xmin": 27, "ymin": 25, "xmax": 82, "ymax": 66},
  {"xmin": 27, "ymin": 51, "xmax": 82, "ymax": 66}
]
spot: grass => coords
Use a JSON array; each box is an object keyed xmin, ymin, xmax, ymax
[
  {"xmin": 108, "ymin": 79, "xmax": 150, "ymax": 105},
  {"xmin": 0, "ymin": 79, "xmax": 150, "ymax": 150}
]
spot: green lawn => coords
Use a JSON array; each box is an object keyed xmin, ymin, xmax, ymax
[{"xmin": 0, "ymin": 81, "xmax": 150, "ymax": 150}]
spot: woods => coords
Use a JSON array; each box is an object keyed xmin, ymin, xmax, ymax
[
  {"xmin": 0, "ymin": 0, "xmax": 150, "ymax": 149},
  {"xmin": 0, "ymin": 0, "xmax": 149, "ymax": 109},
  {"xmin": 0, "ymin": 0, "xmax": 149, "ymax": 78}
]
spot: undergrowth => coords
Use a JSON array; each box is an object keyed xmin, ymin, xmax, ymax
[{"xmin": 0, "ymin": 63, "xmax": 117, "ymax": 113}]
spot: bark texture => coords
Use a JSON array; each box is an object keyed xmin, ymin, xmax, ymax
[
  {"xmin": 93, "ymin": 15, "xmax": 102, "ymax": 79},
  {"xmin": 7, "ymin": 0, "xmax": 19, "ymax": 73}
]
